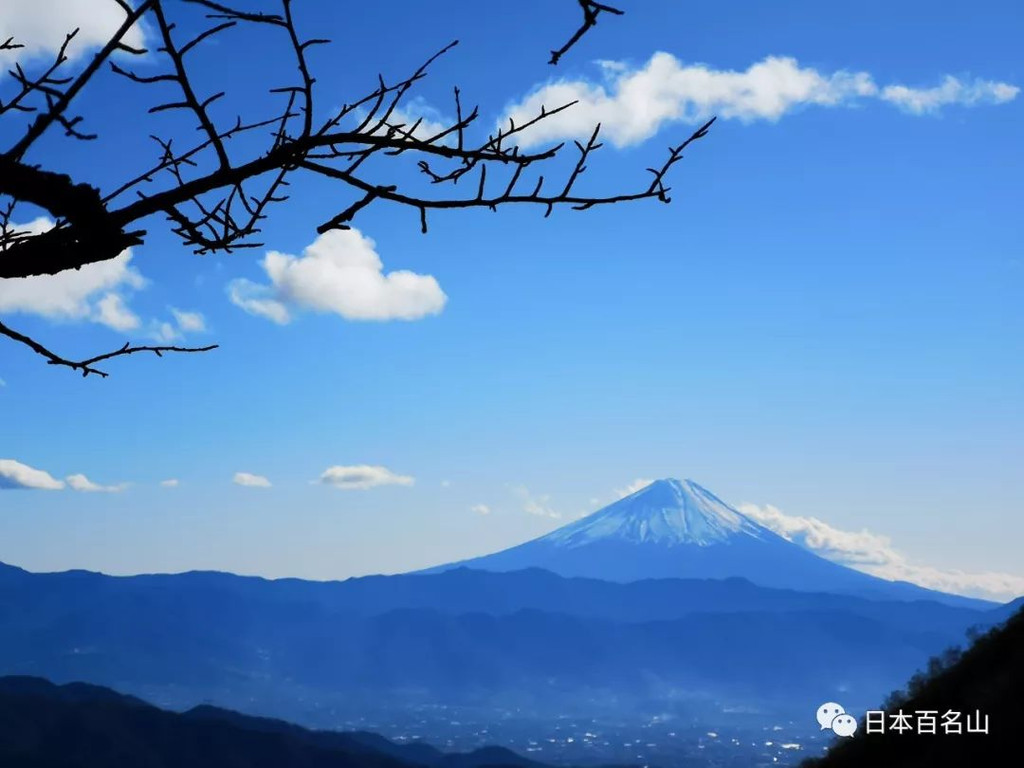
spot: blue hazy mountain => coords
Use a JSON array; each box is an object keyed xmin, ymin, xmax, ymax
[
  {"xmin": 420, "ymin": 479, "xmax": 988, "ymax": 608},
  {"xmin": 0, "ymin": 557, "xmax": 1006, "ymax": 725},
  {"xmin": 0, "ymin": 559, "xmax": 993, "ymax": 636}
]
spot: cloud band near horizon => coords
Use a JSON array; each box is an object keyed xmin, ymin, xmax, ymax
[
  {"xmin": 736, "ymin": 501, "xmax": 1024, "ymax": 603},
  {"xmin": 504, "ymin": 54, "xmax": 1019, "ymax": 148}
]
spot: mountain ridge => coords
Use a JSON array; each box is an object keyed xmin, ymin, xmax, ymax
[
  {"xmin": 0, "ymin": 556, "xmax": 1004, "ymax": 725},
  {"xmin": 418, "ymin": 478, "xmax": 991, "ymax": 609}
]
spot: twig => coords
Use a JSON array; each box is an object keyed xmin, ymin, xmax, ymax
[
  {"xmin": 550, "ymin": 0, "xmax": 624, "ymax": 65},
  {"xmin": 0, "ymin": 319, "xmax": 217, "ymax": 378}
]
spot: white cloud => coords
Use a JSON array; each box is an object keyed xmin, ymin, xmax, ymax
[
  {"xmin": 504, "ymin": 53, "xmax": 1017, "ymax": 148},
  {"xmin": 151, "ymin": 321, "xmax": 180, "ymax": 343},
  {"xmin": 0, "ymin": 218, "xmax": 147, "ymax": 330},
  {"xmin": 0, "ymin": 458, "xmax": 64, "ymax": 490},
  {"xmin": 0, "ymin": 0, "xmax": 145, "ymax": 66},
  {"xmin": 226, "ymin": 280, "xmax": 290, "ymax": 324},
  {"xmin": 150, "ymin": 308, "xmax": 207, "ymax": 342},
  {"xmin": 881, "ymin": 76, "xmax": 1020, "ymax": 114},
  {"xmin": 227, "ymin": 229, "xmax": 446, "ymax": 323},
  {"xmin": 737, "ymin": 503, "xmax": 895, "ymax": 566},
  {"xmin": 471, "ymin": 503, "xmax": 491, "ymax": 515},
  {"xmin": 319, "ymin": 464, "xmax": 414, "ymax": 490},
  {"xmin": 233, "ymin": 472, "xmax": 271, "ymax": 488},
  {"xmin": 0, "ymin": 219, "xmax": 207, "ymax": 341},
  {"xmin": 376, "ymin": 100, "xmax": 451, "ymax": 143},
  {"xmin": 170, "ymin": 308, "xmax": 206, "ymax": 333},
  {"xmin": 737, "ymin": 502, "xmax": 1024, "ymax": 602},
  {"xmin": 441, "ymin": 480, "xmax": 452, "ymax": 488},
  {"xmin": 66, "ymin": 473, "xmax": 127, "ymax": 493},
  {"xmin": 160, "ymin": 478, "xmax": 179, "ymax": 488},
  {"xmin": 0, "ymin": 460, "xmax": 127, "ymax": 492},
  {"xmin": 338, "ymin": 97, "xmax": 453, "ymax": 145},
  {"xmin": 512, "ymin": 485, "xmax": 560, "ymax": 519},
  {"xmin": 94, "ymin": 292, "xmax": 141, "ymax": 331},
  {"xmin": 615, "ymin": 478, "xmax": 654, "ymax": 499}
]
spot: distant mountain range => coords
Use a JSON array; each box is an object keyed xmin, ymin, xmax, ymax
[
  {"xmin": 0, "ymin": 559, "xmax": 1007, "ymax": 724},
  {"xmin": 0, "ymin": 598, "xmax": 1016, "ymax": 768},
  {"xmin": 419, "ymin": 479, "xmax": 991, "ymax": 609},
  {"xmin": 0, "ymin": 477, "xmax": 1014, "ymax": 743},
  {"xmin": 0, "ymin": 676, "xmax": 547, "ymax": 768}
]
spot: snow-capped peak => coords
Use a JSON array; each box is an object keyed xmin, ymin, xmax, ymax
[{"xmin": 541, "ymin": 478, "xmax": 767, "ymax": 548}]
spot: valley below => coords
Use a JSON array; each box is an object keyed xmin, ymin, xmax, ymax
[{"xmin": 1, "ymin": 480, "xmax": 1016, "ymax": 767}]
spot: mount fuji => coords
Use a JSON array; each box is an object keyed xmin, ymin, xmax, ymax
[{"xmin": 422, "ymin": 479, "xmax": 987, "ymax": 608}]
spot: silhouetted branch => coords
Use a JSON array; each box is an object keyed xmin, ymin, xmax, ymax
[
  {"xmin": 302, "ymin": 116, "xmax": 715, "ymax": 234},
  {"xmin": 550, "ymin": 0, "xmax": 624, "ymax": 65},
  {"xmin": 0, "ymin": 319, "xmax": 217, "ymax": 378},
  {"xmin": 5, "ymin": 1, "xmax": 153, "ymax": 160},
  {"xmin": 1, "ymin": 0, "xmax": 713, "ymax": 377}
]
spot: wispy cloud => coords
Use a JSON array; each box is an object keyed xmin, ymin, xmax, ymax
[
  {"xmin": 615, "ymin": 478, "xmax": 654, "ymax": 499},
  {"xmin": 512, "ymin": 485, "xmax": 561, "ymax": 518},
  {"xmin": 471, "ymin": 504, "xmax": 491, "ymax": 515},
  {"xmin": 228, "ymin": 229, "xmax": 446, "ymax": 324},
  {"xmin": 374, "ymin": 100, "xmax": 452, "ymax": 143},
  {"xmin": 171, "ymin": 308, "xmax": 207, "ymax": 333},
  {"xmin": 66, "ymin": 473, "xmax": 128, "ymax": 493},
  {"xmin": 233, "ymin": 472, "xmax": 271, "ymax": 488},
  {"xmin": 319, "ymin": 465, "xmax": 414, "ymax": 490},
  {"xmin": 227, "ymin": 280, "xmax": 290, "ymax": 324},
  {"xmin": 0, "ymin": 0, "xmax": 145, "ymax": 66},
  {"xmin": 0, "ymin": 459, "xmax": 64, "ymax": 490},
  {"xmin": 504, "ymin": 54, "xmax": 1018, "ymax": 148},
  {"xmin": 881, "ymin": 76, "xmax": 1019, "ymax": 114},
  {"xmin": 94, "ymin": 293, "xmax": 142, "ymax": 331},
  {"xmin": 160, "ymin": 478, "xmax": 180, "ymax": 488},
  {"xmin": 1, "ymin": 459, "xmax": 128, "ymax": 492},
  {"xmin": 737, "ymin": 502, "xmax": 1024, "ymax": 602},
  {"xmin": 150, "ymin": 307, "xmax": 208, "ymax": 343}
]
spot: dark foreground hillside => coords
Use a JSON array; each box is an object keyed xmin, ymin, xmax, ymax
[
  {"xmin": 801, "ymin": 602, "xmax": 1024, "ymax": 767},
  {"xmin": 0, "ymin": 676, "xmax": 545, "ymax": 768}
]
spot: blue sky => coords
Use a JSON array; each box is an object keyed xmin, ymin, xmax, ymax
[{"xmin": 1, "ymin": 0, "xmax": 1022, "ymax": 600}]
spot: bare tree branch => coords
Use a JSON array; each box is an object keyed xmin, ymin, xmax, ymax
[
  {"xmin": 4, "ymin": 1, "xmax": 154, "ymax": 160},
  {"xmin": 0, "ymin": 0, "xmax": 714, "ymax": 378},
  {"xmin": 550, "ymin": 0, "xmax": 624, "ymax": 65},
  {"xmin": 0, "ymin": 319, "xmax": 217, "ymax": 378}
]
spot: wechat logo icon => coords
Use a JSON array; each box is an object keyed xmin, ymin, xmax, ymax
[{"xmin": 817, "ymin": 702, "xmax": 858, "ymax": 738}]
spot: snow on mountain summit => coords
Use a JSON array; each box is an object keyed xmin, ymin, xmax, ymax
[
  {"xmin": 415, "ymin": 476, "xmax": 984, "ymax": 606},
  {"xmin": 541, "ymin": 478, "xmax": 768, "ymax": 548}
]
